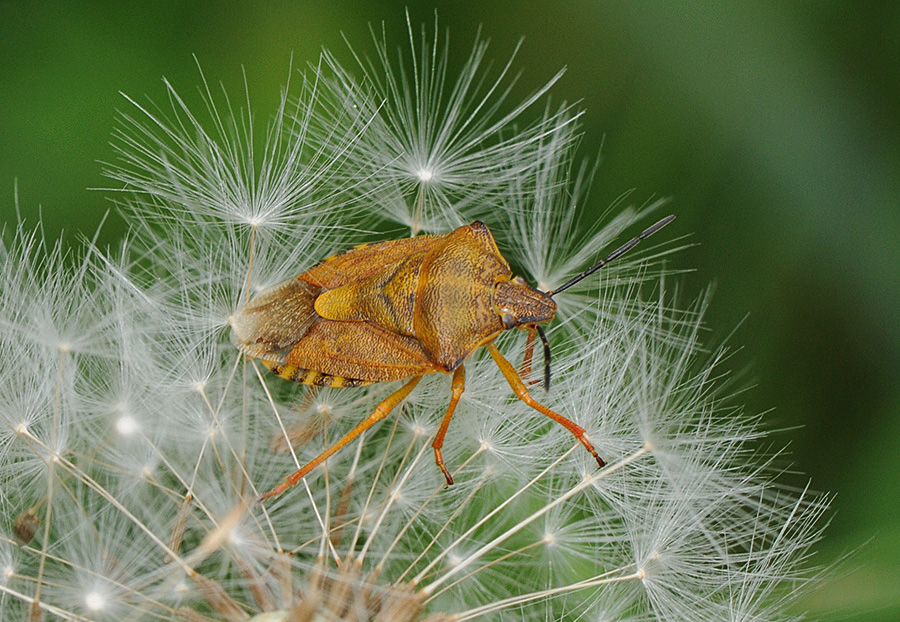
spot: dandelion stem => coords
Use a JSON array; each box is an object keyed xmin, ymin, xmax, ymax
[
  {"xmin": 244, "ymin": 224, "xmax": 257, "ymax": 304},
  {"xmin": 17, "ymin": 428, "xmax": 191, "ymax": 574},
  {"xmin": 346, "ymin": 400, "xmax": 406, "ymax": 555},
  {"xmin": 423, "ymin": 443, "xmax": 650, "ymax": 594},
  {"xmin": 382, "ymin": 442, "xmax": 490, "ymax": 578},
  {"xmin": 412, "ymin": 442, "xmax": 580, "ymax": 587},
  {"xmin": 358, "ymin": 430, "xmax": 432, "ymax": 562},
  {"xmin": 30, "ymin": 348, "xmax": 67, "ymax": 620},
  {"xmin": 0, "ymin": 584, "xmax": 94, "ymax": 622},
  {"xmin": 428, "ymin": 537, "xmax": 548, "ymax": 601},
  {"xmin": 453, "ymin": 568, "xmax": 642, "ymax": 620},
  {"xmin": 250, "ymin": 360, "xmax": 330, "ymax": 557}
]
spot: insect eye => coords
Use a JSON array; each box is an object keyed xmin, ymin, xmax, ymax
[{"xmin": 500, "ymin": 311, "xmax": 517, "ymax": 329}]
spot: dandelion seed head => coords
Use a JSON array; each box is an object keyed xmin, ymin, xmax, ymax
[
  {"xmin": 115, "ymin": 414, "xmax": 139, "ymax": 437},
  {"xmin": 312, "ymin": 19, "xmax": 576, "ymax": 233},
  {"xmin": 108, "ymin": 66, "xmax": 356, "ymax": 244},
  {"xmin": 83, "ymin": 590, "xmax": 106, "ymax": 611},
  {"xmin": 228, "ymin": 528, "xmax": 245, "ymax": 547}
]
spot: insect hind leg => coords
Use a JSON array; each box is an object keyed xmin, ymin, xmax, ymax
[
  {"xmin": 518, "ymin": 325, "xmax": 537, "ymax": 384},
  {"xmin": 487, "ymin": 343, "xmax": 606, "ymax": 469},
  {"xmin": 258, "ymin": 375, "xmax": 422, "ymax": 501}
]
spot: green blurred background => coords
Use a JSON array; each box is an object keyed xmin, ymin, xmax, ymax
[{"xmin": 2, "ymin": 2, "xmax": 897, "ymax": 619}]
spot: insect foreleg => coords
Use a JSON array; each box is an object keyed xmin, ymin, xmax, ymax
[
  {"xmin": 432, "ymin": 365, "xmax": 466, "ymax": 486},
  {"xmin": 518, "ymin": 325, "xmax": 537, "ymax": 385},
  {"xmin": 487, "ymin": 342, "xmax": 606, "ymax": 470},
  {"xmin": 518, "ymin": 325, "xmax": 552, "ymax": 390},
  {"xmin": 258, "ymin": 375, "xmax": 423, "ymax": 501}
]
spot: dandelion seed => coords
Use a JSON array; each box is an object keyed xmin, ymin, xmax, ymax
[
  {"xmin": 13, "ymin": 510, "xmax": 40, "ymax": 545},
  {"xmin": 313, "ymin": 13, "xmax": 580, "ymax": 234}
]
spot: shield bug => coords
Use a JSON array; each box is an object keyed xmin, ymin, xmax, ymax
[{"xmin": 231, "ymin": 215, "xmax": 675, "ymax": 500}]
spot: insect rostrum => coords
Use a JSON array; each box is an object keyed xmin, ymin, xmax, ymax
[{"xmin": 231, "ymin": 216, "xmax": 674, "ymax": 500}]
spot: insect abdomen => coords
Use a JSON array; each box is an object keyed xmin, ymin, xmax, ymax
[{"xmin": 261, "ymin": 360, "xmax": 372, "ymax": 388}]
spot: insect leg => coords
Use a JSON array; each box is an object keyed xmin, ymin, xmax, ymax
[
  {"xmin": 258, "ymin": 376, "xmax": 423, "ymax": 501},
  {"xmin": 487, "ymin": 342, "xmax": 606, "ymax": 469},
  {"xmin": 518, "ymin": 325, "xmax": 537, "ymax": 384},
  {"xmin": 268, "ymin": 387, "xmax": 325, "ymax": 454},
  {"xmin": 432, "ymin": 365, "xmax": 466, "ymax": 486}
]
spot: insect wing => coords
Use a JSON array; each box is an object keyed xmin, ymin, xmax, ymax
[
  {"xmin": 282, "ymin": 320, "xmax": 435, "ymax": 383},
  {"xmin": 301, "ymin": 233, "xmax": 443, "ymax": 289},
  {"xmin": 230, "ymin": 277, "xmax": 321, "ymax": 361}
]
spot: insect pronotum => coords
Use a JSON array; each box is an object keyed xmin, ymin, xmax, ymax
[{"xmin": 230, "ymin": 215, "xmax": 675, "ymax": 500}]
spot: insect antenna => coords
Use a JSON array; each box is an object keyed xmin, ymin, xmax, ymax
[
  {"xmin": 537, "ymin": 214, "xmax": 674, "ymax": 392},
  {"xmin": 546, "ymin": 214, "xmax": 675, "ymax": 297}
]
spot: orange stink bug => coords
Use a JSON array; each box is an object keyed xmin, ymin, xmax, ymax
[{"xmin": 231, "ymin": 215, "xmax": 675, "ymax": 500}]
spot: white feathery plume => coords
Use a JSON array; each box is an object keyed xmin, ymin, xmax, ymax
[{"xmin": 311, "ymin": 12, "xmax": 582, "ymax": 236}]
